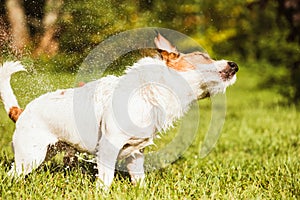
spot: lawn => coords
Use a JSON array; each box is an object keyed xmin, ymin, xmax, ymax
[{"xmin": 0, "ymin": 60, "xmax": 299, "ymax": 199}]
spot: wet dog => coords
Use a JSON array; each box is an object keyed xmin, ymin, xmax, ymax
[{"xmin": 0, "ymin": 34, "xmax": 238, "ymax": 189}]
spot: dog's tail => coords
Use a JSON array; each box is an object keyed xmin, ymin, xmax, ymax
[{"xmin": 0, "ymin": 61, "xmax": 26, "ymax": 122}]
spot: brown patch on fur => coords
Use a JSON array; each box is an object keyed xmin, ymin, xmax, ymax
[
  {"xmin": 155, "ymin": 34, "xmax": 214, "ymax": 71},
  {"xmin": 60, "ymin": 91, "xmax": 65, "ymax": 95},
  {"xmin": 78, "ymin": 82, "xmax": 85, "ymax": 87},
  {"xmin": 159, "ymin": 50, "xmax": 215, "ymax": 72},
  {"xmin": 8, "ymin": 106, "xmax": 23, "ymax": 123},
  {"xmin": 159, "ymin": 50, "xmax": 195, "ymax": 71}
]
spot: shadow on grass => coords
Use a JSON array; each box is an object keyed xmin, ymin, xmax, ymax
[
  {"xmin": 1, "ymin": 140, "xmax": 176, "ymax": 184},
  {"xmin": 38, "ymin": 158, "xmax": 132, "ymax": 183}
]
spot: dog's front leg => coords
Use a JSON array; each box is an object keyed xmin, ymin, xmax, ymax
[
  {"xmin": 125, "ymin": 149, "xmax": 145, "ymax": 186},
  {"xmin": 96, "ymin": 133, "xmax": 127, "ymax": 190}
]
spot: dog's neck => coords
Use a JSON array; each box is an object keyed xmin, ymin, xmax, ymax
[{"xmin": 124, "ymin": 57, "xmax": 206, "ymax": 132}]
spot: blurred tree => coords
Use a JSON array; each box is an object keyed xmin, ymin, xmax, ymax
[
  {"xmin": 55, "ymin": 0, "xmax": 137, "ymax": 70},
  {"xmin": 0, "ymin": 0, "xmax": 62, "ymax": 57},
  {"xmin": 181, "ymin": 0, "xmax": 300, "ymax": 103},
  {"xmin": 34, "ymin": 0, "xmax": 63, "ymax": 57},
  {"xmin": 5, "ymin": 0, "xmax": 30, "ymax": 55},
  {"xmin": 278, "ymin": 0, "xmax": 300, "ymax": 102},
  {"xmin": 240, "ymin": 0, "xmax": 300, "ymax": 103},
  {"xmin": 278, "ymin": 0, "xmax": 300, "ymax": 43}
]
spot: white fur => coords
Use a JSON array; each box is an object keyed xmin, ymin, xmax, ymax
[
  {"xmin": 0, "ymin": 61, "xmax": 26, "ymax": 113},
  {"xmin": 0, "ymin": 48, "xmax": 236, "ymax": 189}
]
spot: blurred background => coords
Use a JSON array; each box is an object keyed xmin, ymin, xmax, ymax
[
  {"xmin": 0, "ymin": 0, "xmax": 299, "ymax": 104},
  {"xmin": 0, "ymin": 2, "xmax": 299, "ymax": 198}
]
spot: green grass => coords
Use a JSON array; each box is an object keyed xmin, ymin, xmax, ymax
[{"xmin": 0, "ymin": 61, "xmax": 300, "ymax": 199}]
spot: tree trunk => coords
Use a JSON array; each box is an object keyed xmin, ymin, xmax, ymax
[
  {"xmin": 5, "ymin": 0, "xmax": 30, "ymax": 55},
  {"xmin": 278, "ymin": 0, "xmax": 300, "ymax": 103},
  {"xmin": 34, "ymin": 0, "xmax": 63, "ymax": 57}
]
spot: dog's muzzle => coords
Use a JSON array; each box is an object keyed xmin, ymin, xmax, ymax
[{"xmin": 219, "ymin": 61, "xmax": 239, "ymax": 81}]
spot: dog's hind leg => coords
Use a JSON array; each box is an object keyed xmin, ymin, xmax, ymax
[{"xmin": 9, "ymin": 128, "xmax": 58, "ymax": 176}]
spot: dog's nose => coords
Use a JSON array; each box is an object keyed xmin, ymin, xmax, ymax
[{"xmin": 228, "ymin": 61, "xmax": 239, "ymax": 72}]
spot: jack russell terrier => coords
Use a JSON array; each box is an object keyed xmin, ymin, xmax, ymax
[{"xmin": 0, "ymin": 33, "xmax": 238, "ymax": 189}]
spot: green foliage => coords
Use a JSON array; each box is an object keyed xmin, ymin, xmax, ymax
[
  {"xmin": 57, "ymin": 0, "xmax": 156, "ymax": 52},
  {"xmin": 2, "ymin": 0, "xmax": 300, "ymax": 103},
  {"xmin": 2, "ymin": 0, "xmax": 300, "ymax": 102},
  {"xmin": 55, "ymin": 0, "xmax": 299, "ymax": 64}
]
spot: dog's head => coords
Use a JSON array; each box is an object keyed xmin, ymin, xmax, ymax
[{"xmin": 154, "ymin": 34, "xmax": 238, "ymax": 99}]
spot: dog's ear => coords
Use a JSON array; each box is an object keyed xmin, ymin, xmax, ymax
[
  {"xmin": 154, "ymin": 33, "xmax": 178, "ymax": 53},
  {"xmin": 158, "ymin": 49, "xmax": 180, "ymax": 61},
  {"xmin": 158, "ymin": 49, "xmax": 194, "ymax": 71},
  {"xmin": 155, "ymin": 34, "xmax": 194, "ymax": 71}
]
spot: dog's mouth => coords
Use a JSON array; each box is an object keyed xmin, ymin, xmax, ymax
[{"xmin": 219, "ymin": 61, "xmax": 239, "ymax": 81}]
